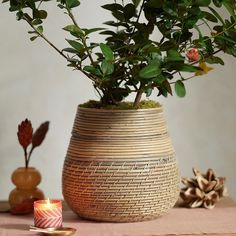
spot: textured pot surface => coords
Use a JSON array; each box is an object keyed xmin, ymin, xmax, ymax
[{"xmin": 62, "ymin": 106, "xmax": 179, "ymax": 222}]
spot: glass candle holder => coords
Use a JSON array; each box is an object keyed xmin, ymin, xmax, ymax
[{"xmin": 34, "ymin": 199, "xmax": 62, "ymax": 229}]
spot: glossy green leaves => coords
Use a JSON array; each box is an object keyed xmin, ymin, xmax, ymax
[
  {"xmin": 63, "ymin": 25, "xmax": 84, "ymax": 37},
  {"xmin": 175, "ymin": 80, "xmax": 186, "ymax": 97},
  {"xmin": 100, "ymin": 43, "xmax": 114, "ymax": 61},
  {"xmin": 99, "ymin": 43, "xmax": 114, "ymax": 76},
  {"xmin": 3, "ymin": 0, "xmax": 236, "ymax": 106},
  {"xmin": 66, "ymin": 0, "xmax": 80, "ymax": 9},
  {"xmin": 139, "ymin": 60, "xmax": 161, "ymax": 79}
]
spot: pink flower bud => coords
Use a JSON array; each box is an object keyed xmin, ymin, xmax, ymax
[{"xmin": 187, "ymin": 48, "xmax": 200, "ymax": 62}]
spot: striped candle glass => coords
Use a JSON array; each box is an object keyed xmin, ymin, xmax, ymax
[{"xmin": 34, "ymin": 199, "xmax": 62, "ymax": 229}]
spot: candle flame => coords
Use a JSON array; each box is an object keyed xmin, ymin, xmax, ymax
[{"xmin": 46, "ymin": 198, "xmax": 51, "ymax": 208}]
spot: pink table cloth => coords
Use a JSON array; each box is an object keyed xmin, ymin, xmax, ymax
[{"xmin": 1, "ymin": 206, "xmax": 236, "ymax": 236}]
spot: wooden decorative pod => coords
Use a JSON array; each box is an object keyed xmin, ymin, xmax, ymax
[{"xmin": 62, "ymin": 106, "xmax": 179, "ymax": 222}]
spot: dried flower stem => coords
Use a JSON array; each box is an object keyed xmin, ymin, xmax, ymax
[
  {"xmin": 26, "ymin": 147, "xmax": 35, "ymax": 168},
  {"xmin": 24, "ymin": 149, "xmax": 28, "ymax": 168}
]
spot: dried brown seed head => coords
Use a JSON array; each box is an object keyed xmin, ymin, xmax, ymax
[{"xmin": 17, "ymin": 119, "xmax": 33, "ymax": 151}]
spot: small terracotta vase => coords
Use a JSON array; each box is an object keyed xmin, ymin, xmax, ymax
[{"xmin": 8, "ymin": 167, "xmax": 44, "ymax": 214}]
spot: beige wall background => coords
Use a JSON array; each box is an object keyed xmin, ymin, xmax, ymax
[{"xmin": 0, "ymin": 1, "xmax": 236, "ymax": 201}]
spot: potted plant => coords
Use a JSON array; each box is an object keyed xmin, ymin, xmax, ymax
[
  {"xmin": 9, "ymin": 119, "xmax": 49, "ymax": 214},
  {"xmin": 3, "ymin": 0, "xmax": 236, "ymax": 222}
]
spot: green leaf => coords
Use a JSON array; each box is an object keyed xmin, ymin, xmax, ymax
[
  {"xmin": 206, "ymin": 56, "xmax": 225, "ymax": 65},
  {"xmin": 9, "ymin": 6, "xmax": 19, "ymax": 12},
  {"xmin": 32, "ymin": 19, "xmax": 43, "ymax": 25},
  {"xmin": 57, "ymin": 3, "xmax": 65, "ymax": 9},
  {"xmin": 154, "ymin": 74, "xmax": 166, "ymax": 84},
  {"xmin": 228, "ymin": 47, "xmax": 236, "ymax": 57},
  {"xmin": 16, "ymin": 11, "xmax": 23, "ymax": 20},
  {"xmin": 83, "ymin": 28, "xmax": 104, "ymax": 36},
  {"xmin": 63, "ymin": 25, "xmax": 84, "ymax": 37},
  {"xmin": 30, "ymin": 36, "xmax": 38, "ymax": 41},
  {"xmin": 204, "ymin": 36, "xmax": 214, "ymax": 54},
  {"xmin": 158, "ymin": 87, "xmax": 168, "ymax": 97},
  {"xmin": 66, "ymin": 0, "xmax": 80, "ymax": 8},
  {"xmin": 67, "ymin": 58, "xmax": 79, "ymax": 64},
  {"xmin": 112, "ymin": 11, "xmax": 125, "ymax": 21},
  {"xmin": 83, "ymin": 65, "xmax": 96, "ymax": 73},
  {"xmin": 36, "ymin": 25, "xmax": 43, "ymax": 34},
  {"xmin": 163, "ymin": 2, "xmax": 178, "ymax": 17},
  {"xmin": 101, "ymin": 60, "xmax": 114, "ymax": 75},
  {"xmin": 163, "ymin": 80, "xmax": 172, "ymax": 95},
  {"xmin": 62, "ymin": 47, "xmax": 79, "ymax": 54},
  {"xmin": 166, "ymin": 50, "xmax": 185, "ymax": 62},
  {"xmin": 160, "ymin": 41, "xmax": 177, "ymax": 51},
  {"xmin": 208, "ymin": 6, "xmax": 225, "ymax": 24},
  {"xmin": 39, "ymin": 10, "xmax": 47, "ymax": 19},
  {"xmin": 147, "ymin": 0, "xmax": 164, "ymax": 8},
  {"xmin": 175, "ymin": 80, "xmax": 186, "ymax": 97},
  {"xmin": 100, "ymin": 43, "xmax": 114, "ymax": 60},
  {"xmin": 145, "ymin": 88, "xmax": 152, "ymax": 97},
  {"xmin": 217, "ymin": 35, "xmax": 236, "ymax": 44},
  {"xmin": 139, "ymin": 60, "xmax": 161, "ymax": 79},
  {"xmin": 66, "ymin": 39, "xmax": 83, "ymax": 52},
  {"xmin": 101, "ymin": 3, "xmax": 123, "ymax": 12},
  {"xmin": 101, "ymin": 4, "xmax": 125, "ymax": 21},
  {"xmin": 26, "ymin": 0, "xmax": 36, "ymax": 9},
  {"xmin": 124, "ymin": 3, "xmax": 136, "ymax": 20},
  {"xmin": 84, "ymin": 66, "xmax": 102, "ymax": 76},
  {"xmin": 213, "ymin": 0, "xmax": 222, "ymax": 7},
  {"xmin": 185, "ymin": 16, "xmax": 200, "ymax": 29},
  {"xmin": 100, "ymin": 30, "xmax": 116, "ymax": 36},
  {"xmin": 33, "ymin": 10, "xmax": 47, "ymax": 19},
  {"xmin": 180, "ymin": 64, "xmax": 199, "ymax": 72},
  {"xmin": 195, "ymin": 0, "xmax": 211, "ymax": 6},
  {"xmin": 202, "ymin": 11, "xmax": 218, "ymax": 22},
  {"xmin": 132, "ymin": 0, "xmax": 141, "ymax": 8},
  {"xmin": 223, "ymin": 0, "xmax": 236, "ymax": 21}
]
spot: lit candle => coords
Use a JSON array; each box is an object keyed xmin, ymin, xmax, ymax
[{"xmin": 34, "ymin": 199, "xmax": 62, "ymax": 229}]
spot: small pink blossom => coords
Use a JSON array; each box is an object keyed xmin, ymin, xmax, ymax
[{"xmin": 187, "ymin": 48, "xmax": 200, "ymax": 62}]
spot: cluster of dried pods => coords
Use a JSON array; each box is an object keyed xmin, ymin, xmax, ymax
[{"xmin": 180, "ymin": 168, "xmax": 227, "ymax": 209}]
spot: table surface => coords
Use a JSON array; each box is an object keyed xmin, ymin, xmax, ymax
[{"xmin": 0, "ymin": 197, "xmax": 236, "ymax": 236}]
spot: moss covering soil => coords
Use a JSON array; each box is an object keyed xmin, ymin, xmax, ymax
[{"xmin": 79, "ymin": 100, "xmax": 161, "ymax": 110}]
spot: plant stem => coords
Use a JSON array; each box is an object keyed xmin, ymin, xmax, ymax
[
  {"xmin": 66, "ymin": 8, "xmax": 96, "ymax": 67},
  {"xmin": 170, "ymin": 75, "xmax": 195, "ymax": 84},
  {"xmin": 203, "ymin": 22, "xmax": 236, "ymax": 42},
  {"xmin": 201, "ymin": 19, "xmax": 212, "ymax": 32},
  {"xmin": 22, "ymin": 15, "xmax": 98, "ymax": 83},
  {"xmin": 23, "ymin": 15, "xmax": 68, "ymax": 60},
  {"xmin": 133, "ymin": 83, "xmax": 143, "ymax": 108},
  {"xmin": 136, "ymin": 0, "xmax": 145, "ymax": 25},
  {"xmin": 37, "ymin": 0, "xmax": 43, "ymax": 9}
]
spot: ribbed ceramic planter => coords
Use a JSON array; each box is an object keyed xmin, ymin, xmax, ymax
[{"xmin": 62, "ymin": 106, "xmax": 179, "ymax": 222}]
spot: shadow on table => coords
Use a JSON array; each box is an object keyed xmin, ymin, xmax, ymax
[{"xmin": 0, "ymin": 223, "xmax": 28, "ymax": 231}]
